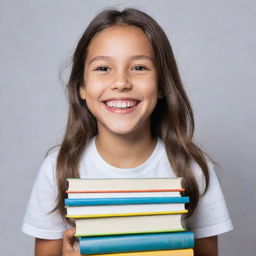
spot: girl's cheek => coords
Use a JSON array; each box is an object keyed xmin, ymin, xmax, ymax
[{"xmin": 95, "ymin": 77, "xmax": 112, "ymax": 88}]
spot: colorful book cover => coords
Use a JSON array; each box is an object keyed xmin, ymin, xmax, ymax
[
  {"xmin": 65, "ymin": 197, "xmax": 189, "ymax": 206},
  {"xmin": 82, "ymin": 248, "xmax": 194, "ymax": 256},
  {"xmin": 79, "ymin": 231, "xmax": 194, "ymax": 255}
]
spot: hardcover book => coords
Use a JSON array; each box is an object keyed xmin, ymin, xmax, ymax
[
  {"xmin": 82, "ymin": 248, "xmax": 194, "ymax": 256},
  {"xmin": 67, "ymin": 178, "xmax": 184, "ymax": 192},
  {"xmin": 75, "ymin": 213, "xmax": 186, "ymax": 237},
  {"xmin": 65, "ymin": 197, "xmax": 189, "ymax": 216},
  {"xmin": 79, "ymin": 231, "xmax": 194, "ymax": 255},
  {"xmin": 67, "ymin": 191, "xmax": 181, "ymax": 199}
]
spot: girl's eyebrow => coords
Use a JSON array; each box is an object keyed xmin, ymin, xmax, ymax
[{"xmin": 88, "ymin": 55, "xmax": 154, "ymax": 65}]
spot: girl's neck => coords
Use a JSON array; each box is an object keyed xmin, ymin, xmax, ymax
[{"xmin": 95, "ymin": 131, "xmax": 157, "ymax": 169}]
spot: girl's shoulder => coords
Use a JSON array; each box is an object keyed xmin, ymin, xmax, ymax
[
  {"xmin": 190, "ymin": 156, "xmax": 216, "ymax": 195},
  {"xmin": 35, "ymin": 147, "xmax": 60, "ymax": 186},
  {"xmin": 44, "ymin": 146, "xmax": 60, "ymax": 165}
]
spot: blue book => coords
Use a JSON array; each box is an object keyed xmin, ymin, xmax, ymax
[
  {"xmin": 65, "ymin": 197, "xmax": 189, "ymax": 206},
  {"xmin": 79, "ymin": 231, "xmax": 194, "ymax": 255}
]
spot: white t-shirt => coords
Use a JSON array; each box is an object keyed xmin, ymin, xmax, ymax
[{"xmin": 22, "ymin": 137, "xmax": 233, "ymax": 239}]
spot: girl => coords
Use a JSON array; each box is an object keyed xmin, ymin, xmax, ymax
[{"xmin": 22, "ymin": 8, "xmax": 233, "ymax": 256}]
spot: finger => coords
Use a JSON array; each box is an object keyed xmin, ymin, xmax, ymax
[{"xmin": 62, "ymin": 228, "xmax": 76, "ymax": 251}]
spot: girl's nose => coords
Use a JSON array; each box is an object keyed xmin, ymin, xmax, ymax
[{"xmin": 111, "ymin": 71, "xmax": 132, "ymax": 91}]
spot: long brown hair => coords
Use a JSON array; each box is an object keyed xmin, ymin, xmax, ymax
[{"xmin": 53, "ymin": 8, "xmax": 212, "ymax": 222}]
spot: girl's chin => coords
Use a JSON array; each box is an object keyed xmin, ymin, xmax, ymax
[
  {"xmin": 97, "ymin": 119, "xmax": 150, "ymax": 137},
  {"xmin": 108, "ymin": 128, "xmax": 137, "ymax": 136},
  {"xmin": 101, "ymin": 124, "xmax": 142, "ymax": 136}
]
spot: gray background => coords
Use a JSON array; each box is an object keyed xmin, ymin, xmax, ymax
[{"xmin": 1, "ymin": 0, "xmax": 255, "ymax": 255}]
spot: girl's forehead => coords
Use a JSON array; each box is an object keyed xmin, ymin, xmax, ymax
[
  {"xmin": 86, "ymin": 25, "xmax": 155, "ymax": 60},
  {"xmin": 92, "ymin": 24, "xmax": 146, "ymax": 40}
]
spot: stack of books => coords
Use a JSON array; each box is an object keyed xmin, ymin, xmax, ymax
[{"xmin": 65, "ymin": 178, "xmax": 194, "ymax": 256}]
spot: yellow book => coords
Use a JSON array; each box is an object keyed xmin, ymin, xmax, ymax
[
  {"xmin": 82, "ymin": 248, "xmax": 194, "ymax": 256},
  {"xmin": 66, "ymin": 210, "xmax": 188, "ymax": 218}
]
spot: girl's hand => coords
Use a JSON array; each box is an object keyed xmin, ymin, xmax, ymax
[{"xmin": 62, "ymin": 229, "xmax": 81, "ymax": 256}]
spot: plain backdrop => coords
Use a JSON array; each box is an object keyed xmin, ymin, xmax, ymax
[{"xmin": 1, "ymin": 0, "xmax": 255, "ymax": 255}]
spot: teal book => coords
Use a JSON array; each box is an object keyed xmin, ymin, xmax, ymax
[
  {"xmin": 65, "ymin": 196, "xmax": 189, "ymax": 206},
  {"xmin": 79, "ymin": 231, "xmax": 194, "ymax": 255}
]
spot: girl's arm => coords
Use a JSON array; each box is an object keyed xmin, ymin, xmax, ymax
[
  {"xmin": 194, "ymin": 236, "xmax": 218, "ymax": 256},
  {"xmin": 35, "ymin": 238, "xmax": 63, "ymax": 256},
  {"xmin": 35, "ymin": 229, "xmax": 80, "ymax": 256}
]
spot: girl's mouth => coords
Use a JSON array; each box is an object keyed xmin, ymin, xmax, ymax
[{"xmin": 102, "ymin": 100, "xmax": 141, "ymax": 114}]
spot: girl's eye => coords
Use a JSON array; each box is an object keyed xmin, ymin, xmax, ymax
[
  {"xmin": 94, "ymin": 66, "xmax": 110, "ymax": 72},
  {"xmin": 93, "ymin": 65, "xmax": 148, "ymax": 72},
  {"xmin": 132, "ymin": 65, "xmax": 148, "ymax": 71}
]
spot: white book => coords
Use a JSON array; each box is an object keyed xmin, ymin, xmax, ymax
[
  {"xmin": 68, "ymin": 191, "xmax": 181, "ymax": 199},
  {"xmin": 66, "ymin": 203, "xmax": 186, "ymax": 216},
  {"xmin": 67, "ymin": 178, "xmax": 183, "ymax": 192},
  {"xmin": 75, "ymin": 214, "xmax": 185, "ymax": 236}
]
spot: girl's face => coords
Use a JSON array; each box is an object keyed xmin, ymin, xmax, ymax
[{"xmin": 80, "ymin": 25, "xmax": 159, "ymax": 137}]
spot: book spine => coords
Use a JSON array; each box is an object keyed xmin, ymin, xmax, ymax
[
  {"xmin": 80, "ymin": 231, "xmax": 194, "ymax": 255},
  {"xmin": 65, "ymin": 197, "xmax": 189, "ymax": 206},
  {"xmin": 87, "ymin": 248, "xmax": 194, "ymax": 256}
]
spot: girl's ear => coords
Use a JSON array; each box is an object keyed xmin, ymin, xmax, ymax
[{"xmin": 79, "ymin": 86, "xmax": 86, "ymax": 100}]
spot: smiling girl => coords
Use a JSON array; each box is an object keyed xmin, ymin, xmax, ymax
[{"xmin": 22, "ymin": 8, "xmax": 233, "ymax": 256}]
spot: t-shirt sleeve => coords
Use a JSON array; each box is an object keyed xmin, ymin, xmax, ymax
[
  {"xmin": 183, "ymin": 159, "xmax": 233, "ymax": 239},
  {"xmin": 21, "ymin": 151, "xmax": 69, "ymax": 239}
]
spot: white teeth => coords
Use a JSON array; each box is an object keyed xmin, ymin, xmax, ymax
[{"xmin": 105, "ymin": 100, "xmax": 137, "ymax": 109}]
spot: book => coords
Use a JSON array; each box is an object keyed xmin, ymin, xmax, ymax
[
  {"xmin": 65, "ymin": 197, "xmax": 189, "ymax": 206},
  {"xmin": 66, "ymin": 202, "xmax": 187, "ymax": 216},
  {"xmin": 67, "ymin": 178, "xmax": 184, "ymax": 192},
  {"xmin": 82, "ymin": 248, "xmax": 194, "ymax": 256},
  {"xmin": 64, "ymin": 177, "xmax": 193, "ymax": 255},
  {"xmin": 67, "ymin": 210, "xmax": 187, "ymax": 218},
  {"xmin": 65, "ymin": 197, "xmax": 188, "ymax": 216},
  {"xmin": 75, "ymin": 213, "xmax": 186, "ymax": 237},
  {"xmin": 67, "ymin": 191, "xmax": 181, "ymax": 199},
  {"xmin": 79, "ymin": 231, "xmax": 194, "ymax": 255}
]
